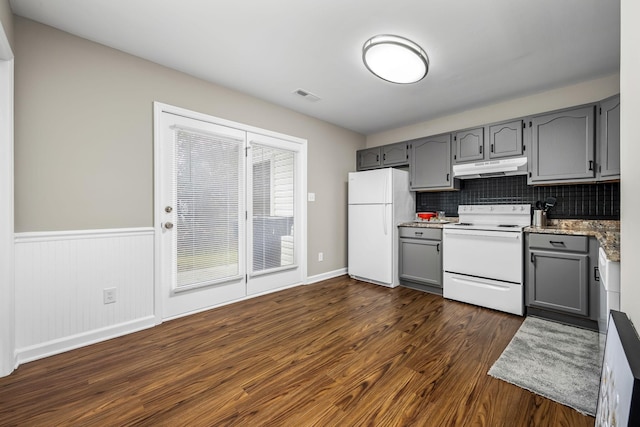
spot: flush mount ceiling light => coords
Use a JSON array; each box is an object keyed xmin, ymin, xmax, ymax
[{"xmin": 362, "ymin": 34, "xmax": 429, "ymax": 84}]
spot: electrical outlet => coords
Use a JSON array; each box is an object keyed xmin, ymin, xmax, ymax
[
  {"xmin": 318, "ymin": 252, "xmax": 324, "ymax": 262},
  {"xmin": 103, "ymin": 288, "xmax": 116, "ymax": 304}
]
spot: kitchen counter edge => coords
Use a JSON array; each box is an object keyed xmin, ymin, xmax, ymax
[{"xmin": 525, "ymin": 220, "xmax": 620, "ymax": 262}]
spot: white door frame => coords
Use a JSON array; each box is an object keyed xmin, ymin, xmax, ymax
[
  {"xmin": 0, "ymin": 23, "xmax": 15, "ymax": 376},
  {"xmin": 153, "ymin": 102, "xmax": 307, "ymax": 323}
]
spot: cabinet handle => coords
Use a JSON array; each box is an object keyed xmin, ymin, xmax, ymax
[
  {"xmin": 479, "ymin": 145, "xmax": 483, "ymax": 154},
  {"xmin": 383, "ymin": 153, "xmax": 386, "ymax": 161},
  {"xmin": 376, "ymin": 154, "xmax": 379, "ymax": 162},
  {"xmin": 491, "ymin": 144, "xmax": 494, "ymax": 153},
  {"xmin": 589, "ymin": 160, "xmax": 594, "ymax": 171},
  {"xmin": 594, "ymin": 267, "xmax": 600, "ymax": 281},
  {"xmin": 415, "ymin": 231, "xmax": 423, "ymax": 236},
  {"xmin": 446, "ymin": 173, "xmax": 450, "ymax": 182},
  {"xmin": 529, "ymin": 121, "xmax": 532, "ymax": 127},
  {"xmin": 549, "ymin": 241, "xmax": 566, "ymax": 247},
  {"xmin": 530, "ymin": 253, "xmax": 535, "ymax": 264},
  {"xmin": 436, "ymin": 243, "xmax": 440, "ymax": 253}
]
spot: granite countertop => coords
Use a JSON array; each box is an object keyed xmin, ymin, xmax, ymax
[
  {"xmin": 525, "ymin": 219, "xmax": 620, "ymax": 262},
  {"xmin": 400, "ymin": 217, "xmax": 620, "ymax": 262},
  {"xmin": 398, "ymin": 217, "xmax": 459, "ymax": 229}
]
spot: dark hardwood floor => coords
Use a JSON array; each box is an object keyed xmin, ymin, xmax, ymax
[{"xmin": 0, "ymin": 276, "xmax": 594, "ymax": 426}]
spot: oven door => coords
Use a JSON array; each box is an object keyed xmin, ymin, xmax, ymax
[{"xmin": 443, "ymin": 228, "xmax": 523, "ymax": 283}]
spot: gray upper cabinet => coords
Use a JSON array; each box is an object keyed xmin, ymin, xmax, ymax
[
  {"xmin": 528, "ymin": 105, "xmax": 596, "ymax": 184},
  {"xmin": 409, "ymin": 133, "xmax": 454, "ymax": 190},
  {"xmin": 453, "ymin": 121, "xmax": 523, "ymax": 164},
  {"xmin": 356, "ymin": 147, "xmax": 381, "ymax": 171},
  {"xmin": 382, "ymin": 142, "xmax": 409, "ymax": 167},
  {"xmin": 488, "ymin": 119, "xmax": 523, "ymax": 159},
  {"xmin": 454, "ymin": 128, "xmax": 484, "ymax": 163},
  {"xmin": 598, "ymin": 94, "xmax": 620, "ymax": 180},
  {"xmin": 356, "ymin": 142, "xmax": 408, "ymax": 171}
]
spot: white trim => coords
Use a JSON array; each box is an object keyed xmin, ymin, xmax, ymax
[
  {"xmin": 15, "ymin": 227, "xmax": 154, "ymax": 243},
  {"xmin": 16, "ymin": 316, "xmax": 156, "ymax": 365},
  {"xmin": 154, "ymin": 102, "xmax": 307, "ymax": 145},
  {"xmin": 306, "ymin": 268, "xmax": 348, "ymax": 284},
  {"xmin": 0, "ymin": 21, "xmax": 14, "ymax": 376},
  {"xmin": 153, "ymin": 102, "xmax": 308, "ymax": 320}
]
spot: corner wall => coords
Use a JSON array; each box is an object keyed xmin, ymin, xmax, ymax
[{"xmin": 620, "ymin": 0, "xmax": 640, "ymax": 328}]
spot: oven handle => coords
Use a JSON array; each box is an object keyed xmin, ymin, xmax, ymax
[
  {"xmin": 451, "ymin": 276, "xmax": 512, "ymax": 291},
  {"xmin": 443, "ymin": 229, "xmax": 521, "ymax": 239}
]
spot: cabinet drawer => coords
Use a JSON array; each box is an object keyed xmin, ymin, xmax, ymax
[
  {"xmin": 399, "ymin": 227, "xmax": 442, "ymax": 240},
  {"xmin": 528, "ymin": 234, "xmax": 588, "ymax": 252}
]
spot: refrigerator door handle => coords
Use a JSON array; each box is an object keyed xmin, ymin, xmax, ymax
[
  {"xmin": 383, "ymin": 173, "xmax": 389, "ymax": 235},
  {"xmin": 383, "ymin": 204, "xmax": 388, "ymax": 235}
]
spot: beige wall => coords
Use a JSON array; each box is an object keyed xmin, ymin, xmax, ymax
[
  {"xmin": 14, "ymin": 17, "xmax": 365, "ymax": 277},
  {"xmin": 366, "ymin": 74, "xmax": 620, "ymax": 147},
  {"xmin": 620, "ymin": 0, "xmax": 640, "ymax": 328},
  {"xmin": 0, "ymin": 0, "xmax": 13, "ymax": 52}
]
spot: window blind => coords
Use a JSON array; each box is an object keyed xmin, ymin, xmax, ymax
[
  {"xmin": 251, "ymin": 143, "xmax": 295, "ymax": 273},
  {"xmin": 175, "ymin": 128, "xmax": 243, "ymax": 289}
]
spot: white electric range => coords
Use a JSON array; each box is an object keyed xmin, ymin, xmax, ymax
[{"xmin": 442, "ymin": 204, "xmax": 531, "ymax": 315}]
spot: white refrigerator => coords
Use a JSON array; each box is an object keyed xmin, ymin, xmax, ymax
[{"xmin": 348, "ymin": 168, "xmax": 415, "ymax": 287}]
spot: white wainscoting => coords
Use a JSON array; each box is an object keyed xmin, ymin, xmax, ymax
[{"xmin": 14, "ymin": 228, "xmax": 155, "ymax": 364}]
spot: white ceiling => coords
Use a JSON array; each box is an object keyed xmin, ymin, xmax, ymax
[{"xmin": 10, "ymin": 0, "xmax": 620, "ymax": 135}]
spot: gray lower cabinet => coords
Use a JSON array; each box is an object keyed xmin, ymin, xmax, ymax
[
  {"xmin": 598, "ymin": 94, "xmax": 620, "ymax": 180},
  {"xmin": 525, "ymin": 233, "xmax": 599, "ymax": 329},
  {"xmin": 528, "ymin": 105, "xmax": 596, "ymax": 184},
  {"xmin": 409, "ymin": 134, "xmax": 455, "ymax": 191},
  {"xmin": 356, "ymin": 147, "xmax": 381, "ymax": 170},
  {"xmin": 399, "ymin": 227, "xmax": 442, "ymax": 294}
]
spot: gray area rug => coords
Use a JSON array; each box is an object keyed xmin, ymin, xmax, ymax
[{"xmin": 488, "ymin": 316, "xmax": 603, "ymax": 416}]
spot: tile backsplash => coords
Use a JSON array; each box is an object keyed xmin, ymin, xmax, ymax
[{"xmin": 416, "ymin": 175, "xmax": 620, "ymax": 220}]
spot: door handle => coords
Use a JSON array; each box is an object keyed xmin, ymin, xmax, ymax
[{"xmin": 164, "ymin": 222, "xmax": 174, "ymax": 230}]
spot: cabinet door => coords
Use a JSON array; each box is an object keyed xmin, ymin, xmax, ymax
[
  {"xmin": 409, "ymin": 134, "xmax": 452, "ymax": 190},
  {"xmin": 382, "ymin": 142, "xmax": 409, "ymax": 166},
  {"xmin": 454, "ymin": 128, "xmax": 484, "ymax": 163},
  {"xmin": 599, "ymin": 95, "xmax": 620, "ymax": 179},
  {"xmin": 357, "ymin": 147, "xmax": 381, "ymax": 171},
  {"xmin": 528, "ymin": 250, "xmax": 589, "ymax": 316},
  {"xmin": 488, "ymin": 120, "xmax": 523, "ymax": 159},
  {"xmin": 529, "ymin": 105, "xmax": 596, "ymax": 183},
  {"xmin": 399, "ymin": 238, "xmax": 442, "ymax": 287}
]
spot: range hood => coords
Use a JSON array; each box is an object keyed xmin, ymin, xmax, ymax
[{"xmin": 452, "ymin": 157, "xmax": 528, "ymax": 179}]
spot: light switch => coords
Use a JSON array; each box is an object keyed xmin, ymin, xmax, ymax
[{"xmin": 308, "ymin": 192, "xmax": 316, "ymax": 202}]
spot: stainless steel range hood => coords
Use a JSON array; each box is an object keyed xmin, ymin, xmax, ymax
[{"xmin": 452, "ymin": 157, "xmax": 528, "ymax": 179}]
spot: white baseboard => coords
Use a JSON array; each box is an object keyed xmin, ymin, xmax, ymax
[
  {"xmin": 16, "ymin": 316, "xmax": 156, "ymax": 364},
  {"xmin": 306, "ymin": 268, "xmax": 347, "ymax": 284}
]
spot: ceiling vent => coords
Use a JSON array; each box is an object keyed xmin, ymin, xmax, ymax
[{"xmin": 293, "ymin": 88, "xmax": 321, "ymax": 102}]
